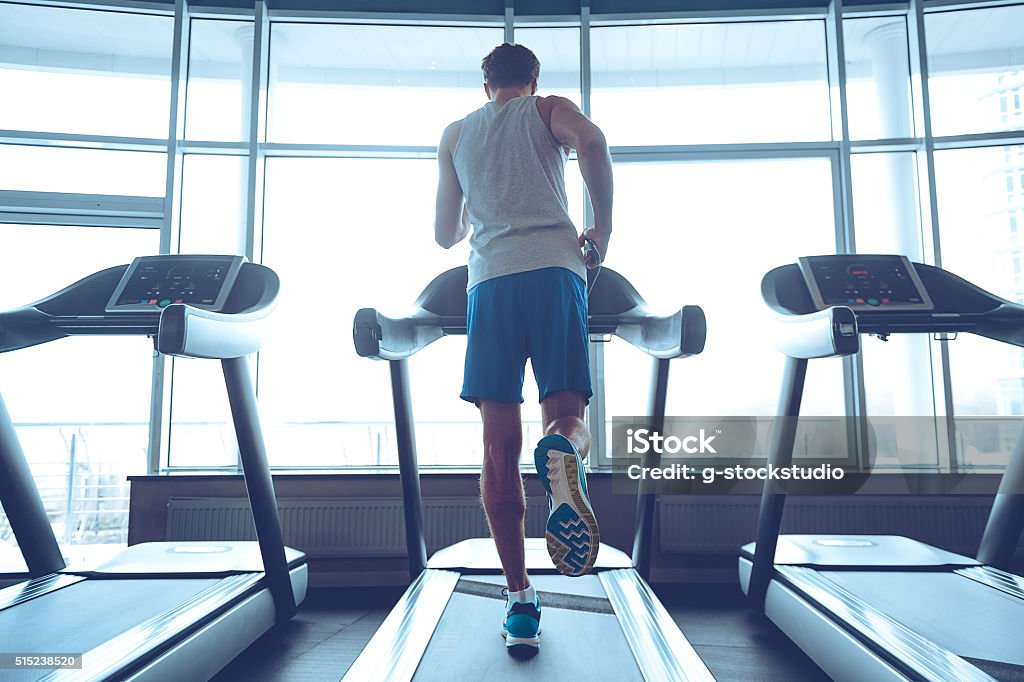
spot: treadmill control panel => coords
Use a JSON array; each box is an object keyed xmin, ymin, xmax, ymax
[
  {"xmin": 105, "ymin": 255, "xmax": 246, "ymax": 313},
  {"xmin": 799, "ymin": 255, "xmax": 933, "ymax": 311}
]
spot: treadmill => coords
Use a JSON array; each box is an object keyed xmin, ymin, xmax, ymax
[
  {"xmin": 0, "ymin": 255, "xmax": 307, "ymax": 681},
  {"xmin": 740, "ymin": 254, "xmax": 1024, "ymax": 682},
  {"xmin": 347, "ymin": 265, "xmax": 715, "ymax": 682}
]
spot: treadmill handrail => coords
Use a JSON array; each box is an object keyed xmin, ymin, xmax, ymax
[
  {"xmin": 762, "ymin": 261, "xmax": 1024, "ymax": 345},
  {"xmin": 769, "ymin": 306, "xmax": 860, "ymax": 359},
  {"xmin": 352, "ymin": 265, "xmax": 706, "ymax": 361},
  {"xmin": 156, "ymin": 289, "xmax": 278, "ymax": 359},
  {"xmin": 0, "ymin": 261, "xmax": 280, "ymax": 358}
]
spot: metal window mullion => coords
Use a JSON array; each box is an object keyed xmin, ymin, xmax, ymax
[
  {"xmin": 240, "ymin": 1, "xmax": 272, "ymax": 472},
  {"xmin": 148, "ymin": 0, "xmax": 190, "ymax": 476},
  {"xmin": 579, "ymin": 0, "xmax": 605, "ymax": 465},
  {"xmin": 246, "ymin": 1, "xmax": 270, "ymax": 264},
  {"xmin": 825, "ymin": 0, "xmax": 855, "ymax": 250},
  {"xmin": 8, "ymin": 0, "xmax": 173, "ymax": 16},
  {"xmin": 0, "ymin": 130, "xmax": 166, "ymax": 152},
  {"xmin": 908, "ymin": 0, "xmax": 957, "ymax": 472},
  {"xmin": 504, "ymin": 0, "xmax": 513, "ymax": 42},
  {"xmin": 589, "ymin": 340, "xmax": 608, "ymax": 466},
  {"xmin": 924, "ymin": 0, "xmax": 1024, "ymax": 12},
  {"xmin": 611, "ymin": 141, "xmax": 842, "ymax": 162},
  {"xmin": 580, "ymin": 0, "xmax": 592, "ymax": 119},
  {"xmin": 161, "ymin": 0, "xmax": 189, "ymax": 255},
  {"xmin": 826, "ymin": 0, "xmax": 869, "ymax": 469},
  {"xmin": 933, "ymin": 131, "xmax": 1024, "ymax": 150}
]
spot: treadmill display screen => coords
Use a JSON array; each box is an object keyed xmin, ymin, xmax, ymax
[
  {"xmin": 799, "ymin": 255, "xmax": 933, "ymax": 311},
  {"xmin": 106, "ymin": 255, "xmax": 245, "ymax": 312}
]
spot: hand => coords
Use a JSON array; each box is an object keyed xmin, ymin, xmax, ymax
[{"xmin": 579, "ymin": 227, "xmax": 609, "ymax": 269}]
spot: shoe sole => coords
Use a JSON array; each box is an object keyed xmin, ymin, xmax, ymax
[
  {"xmin": 502, "ymin": 631, "xmax": 540, "ymax": 658},
  {"xmin": 535, "ymin": 442, "xmax": 600, "ymax": 577}
]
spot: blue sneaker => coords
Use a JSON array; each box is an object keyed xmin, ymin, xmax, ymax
[
  {"xmin": 534, "ymin": 434, "xmax": 600, "ymax": 576},
  {"xmin": 501, "ymin": 588, "xmax": 541, "ymax": 658}
]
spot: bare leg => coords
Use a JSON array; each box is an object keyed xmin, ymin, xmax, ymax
[
  {"xmin": 479, "ymin": 399, "xmax": 529, "ymax": 592},
  {"xmin": 541, "ymin": 390, "xmax": 590, "ymax": 460}
]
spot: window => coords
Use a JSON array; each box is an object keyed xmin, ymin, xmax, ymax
[
  {"xmin": 4, "ymin": 0, "xmax": 1023, "ymax": 497},
  {"xmin": 601, "ymin": 157, "xmax": 843, "ymax": 462},
  {"xmin": 267, "ymin": 24, "xmax": 503, "ymax": 145},
  {"xmin": 165, "ymin": 155, "xmax": 248, "ymax": 468},
  {"xmin": 590, "ymin": 21, "xmax": 831, "ymax": 145},
  {"xmin": 185, "ymin": 19, "xmax": 251, "ymax": 142},
  {"xmin": 925, "ymin": 4, "xmax": 1024, "ymax": 137},
  {"xmin": 0, "ymin": 146, "xmax": 165, "ymax": 196},
  {"xmin": 0, "ymin": 225, "xmax": 158, "ymax": 547},
  {"xmin": 259, "ymin": 158, "xmax": 473, "ymax": 466},
  {"xmin": 850, "ymin": 151, "xmax": 940, "ymax": 468},
  {"xmin": 934, "ymin": 145, "xmax": 1024, "ymax": 469},
  {"xmin": 843, "ymin": 17, "xmax": 914, "ymax": 140},
  {"xmin": 0, "ymin": 3, "xmax": 172, "ymax": 138}
]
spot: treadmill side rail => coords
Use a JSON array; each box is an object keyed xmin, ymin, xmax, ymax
[
  {"xmin": 341, "ymin": 569, "xmax": 460, "ymax": 682},
  {"xmin": 776, "ymin": 566, "xmax": 995, "ymax": 682},
  {"xmin": 957, "ymin": 565, "xmax": 1024, "ymax": 602},
  {"xmin": 0, "ymin": 573, "xmax": 84, "ymax": 612},
  {"xmin": 42, "ymin": 573, "xmax": 265, "ymax": 682},
  {"xmin": 599, "ymin": 569, "xmax": 716, "ymax": 682}
]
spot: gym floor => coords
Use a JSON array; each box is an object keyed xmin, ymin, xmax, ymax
[{"xmin": 212, "ymin": 583, "xmax": 829, "ymax": 681}]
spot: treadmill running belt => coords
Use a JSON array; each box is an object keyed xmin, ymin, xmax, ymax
[
  {"xmin": 455, "ymin": 578, "xmax": 615, "ymax": 614},
  {"xmin": 820, "ymin": 571, "xmax": 1024, "ymax": 668},
  {"xmin": 0, "ymin": 578, "xmax": 223, "ymax": 653},
  {"xmin": 413, "ymin": 590, "xmax": 643, "ymax": 681}
]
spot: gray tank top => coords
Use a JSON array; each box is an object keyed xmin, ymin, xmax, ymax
[{"xmin": 453, "ymin": 96, "xmax": 586, "ymax": 290}]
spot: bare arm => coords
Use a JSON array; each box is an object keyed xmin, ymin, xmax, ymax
[
  {"xmin": 434, "ymin": 121, "xmax": 470, "ymax": 249},
  {"xmin": 541, "ymin": 96, "xmax": 613, "ymax": 266}
]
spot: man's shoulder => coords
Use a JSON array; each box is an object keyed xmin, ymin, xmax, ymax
[
  {"xmin": 440, "ymin": 118, "xmax": 465, "ymax": 151},
  {"xmin": 535, "ymin": 95, "xmax": 580, "ymax": 120},
  {"xmin": 536, "ymin": 95, "xmax": 577, "ymax": 109}
]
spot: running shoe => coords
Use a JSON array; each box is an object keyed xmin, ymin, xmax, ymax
[
  {"xmin": 534, "ymin": 433, "xmax": 600, "ymax": 576},
  {"xmin": 501, "ymin": 588, "xmax": 541, "ymax": 657}
]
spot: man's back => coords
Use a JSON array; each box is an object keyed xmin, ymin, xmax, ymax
[{"xmin": 453, "ymin": 95, "xmax": 585, "ymax": 290}]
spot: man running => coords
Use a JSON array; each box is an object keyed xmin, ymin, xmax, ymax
[{"xmin": 433, "ymin": 43, "xmax": 613, "ymax": 656}]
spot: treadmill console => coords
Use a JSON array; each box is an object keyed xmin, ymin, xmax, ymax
[
  {"xmin": 105, "ymin": 255, "xmax": 246, "ymax": 313},
  {"xmin": 799, "ymin": 255, "xmax": 933, "ymax": 311}
]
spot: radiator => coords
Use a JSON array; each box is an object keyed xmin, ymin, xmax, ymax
[
  {"xmin": 166, "ymin": 497, "xmax": 548, "ymax": 558},
  {"xmin": 658, "ymin": 496, "xmax": 1010, "ymax": 556}
]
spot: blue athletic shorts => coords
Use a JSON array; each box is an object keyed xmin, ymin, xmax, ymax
[{"xmin": 461, "ymin": 267, "xmax": 592, "ymax": 405}]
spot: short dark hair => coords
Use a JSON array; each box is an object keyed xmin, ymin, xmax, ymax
[{"xmin": 481, "ymin": 43, "xmax": 540, "ymax": 88}]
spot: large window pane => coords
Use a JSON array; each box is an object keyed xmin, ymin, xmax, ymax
[
  {"xmin": 851, "ymin": 152, "xmax": 939, "ymax": 468},
  {"xmin": 926, "ymin": 5, "xmax": 1024, "ymax": 137},
  {"xmin": 844, "ymin": 17, "xmax": 914, "ymax": 140},
  {"xmin": 268, "ymin": 24, "xmax": 503, "ymax": 145},
  {"xmin": 603, "ymin": 158, "xmax": 842, "ymax": 460},
  {"xmin": 591, "ymin": 21, "xmax": 831, "ymax": 145},
  {"xmin": 935, "ymin": 145, "xmax": 1024, "ymax": 468},
  {"xmin": 165, "ymin": 155, "xmax": 247, "ymax": 468},
  {"xmin": 0, "ymin": 4, "xmax": 172, "ymax": 138},
  {"xmin": 260, "ymin": 158, "xmax": 478, "ymax": 467},
  {"xmin": 185, "ymin": 19, "xmax": 250, "ymax": 142},
  {"xmin": 178, "ymin": 155, "xmax": 246, "ymax": 254},
  {"xmin": 0, "ymin": 145, "xmax": 165, "ymax": 196},
  {"xmin": 0, "ymin": 225, "xmax": 158, "ymax": 549}
]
